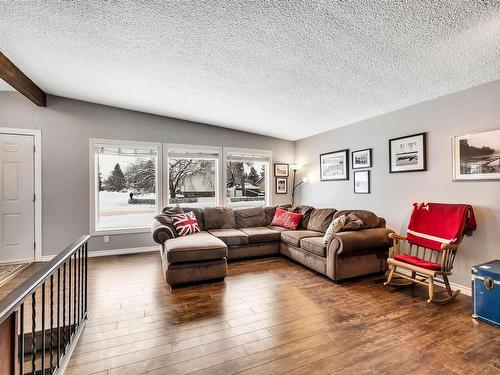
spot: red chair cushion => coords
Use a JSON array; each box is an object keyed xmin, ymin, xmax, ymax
[
  {"xmin": 393, "ymin": 254, "xmax": 442, "ymax": 271},
  {"xmin": 271, "ymin": 208, "xmax": 303, "ymax": 230}
]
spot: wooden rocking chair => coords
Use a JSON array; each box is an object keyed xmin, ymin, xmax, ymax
[
  {"xmin": 384, "ymin": 233, "xmax": 460, "ymax": 304},
  {"xmin": 384, "ymin": 202, "xmax": 476, "ymax": 305}
]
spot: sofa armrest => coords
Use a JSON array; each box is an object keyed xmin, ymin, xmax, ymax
[
  {"xmin": 328, "ymin": 228, "xmax": 394, "ymax": 256},
  {"xmin": 151, "ymin": 218, "xmax": 176, "ymax": 245}
]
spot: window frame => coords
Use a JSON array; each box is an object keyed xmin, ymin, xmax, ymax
[
  {"xmin": 223, "ymin": 147, "xmax": 272, "ymax": 208},
  {"xmin": 89, "ymin": 138, "xmax": 163, "ymax": 235},
  {"xmin": 163, "ymin": 143, "xmax": 223, "ymax": 208}
]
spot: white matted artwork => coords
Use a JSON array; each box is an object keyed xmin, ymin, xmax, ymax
[
  {"xmin": 275, "ymin": 177, "xmax": 287, "ymax": 194},
  {"xmin": 453, "ymin": 128, "xmax": 500, "ymax": 180},
  {"xmin": 320, "ymin": 149, "xmax": 349, "ymax": 181},
  {"xmin": 354, "ymin": 170, "xmax": 370, "ymax": 194},
  {"xmin": 389, "ymin": 133, "xmax": 427, "ymax": 173}
]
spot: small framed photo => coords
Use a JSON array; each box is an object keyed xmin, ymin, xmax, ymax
[
  {"xmin": 274, "ymin": 163, "xmax": 289, "ymax": 177},
  {"xmin": 275, "ymin": 178, "xmax": 287, "ymax": 194},
  {"xmin": 354, "ymin": 170, "xmax": 370, "ymax": 194},
  {"xmin": 352, "ymin": 148, "xmax": 372, "ymax": 169},
  {"xmin": 453, "ymin": 128, "xmax": 500, "ymax": 181},
  {"xmin": 389, "ymin": 133, "xmax": 427, "ymax": 173},
  {"xmin": 320, "ymin": 149, "xmax": 349, "ymax": 181}
]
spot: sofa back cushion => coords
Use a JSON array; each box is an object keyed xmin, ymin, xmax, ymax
[
  {"xmin": 264, "ymin": 206, "xmax": 277, "ymax": 225},
  {"xmin": 307, "ymin": 208, "xmax": 337, "ymax": 233},
  {"xmin": 333, "ymin": 210, "xmax": 381, "ymax": 229},
  {"xmin": 203, "ymin": 207, "xmax": 235, "ymax": 230},
  {"xmin": 234, "ymin": 207, "xmax": 267, "ymax": 228},
  {"xmin": 290, "ymin": 205, "xmax": 315, "ymax": 229}
]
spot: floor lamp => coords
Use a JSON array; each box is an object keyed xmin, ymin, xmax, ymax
[{"xmin": 291, "ymin": 165, "xmax": 307, "ymax": 206}]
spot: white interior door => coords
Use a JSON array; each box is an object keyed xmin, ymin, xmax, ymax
[{"xmin": 0, "ymin": 133, "xmax": 35, "ymax": 263}]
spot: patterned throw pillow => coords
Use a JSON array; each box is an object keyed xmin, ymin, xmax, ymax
[
  {"xmin": 171, "ymin": 211, "xmax": 201, "ymax": 236},
  {"xmin": 323, "ymin": 215, "xmax": 346, "ymax": 244},
  {"xmin": 271, "ymin": 208, "xmax": 303, "ymax": 230}
]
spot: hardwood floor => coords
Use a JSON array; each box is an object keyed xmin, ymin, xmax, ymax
[{"xmin": 60, "ymin": 253, "xmax": 499, "ymax": 375}]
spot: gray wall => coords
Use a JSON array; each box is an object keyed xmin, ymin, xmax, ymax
[
  {"xmin": 0, "ymin": 94, "xmax": 294, "ymax": 255},
  {"xmin": 295, "ymin": 80, "xmax": 500, "ymax": 288}
]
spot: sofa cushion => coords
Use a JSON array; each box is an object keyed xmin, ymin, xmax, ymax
[
  {"xmin": 165, "ymin": 232, "xmax": 227, "ymax": 263},
  {"xmin": 342, "ymin": 213, "xmax": 364, "ymax": 231},
  {"xmin": 290, "ymin": 205, "xmax": 315, "ymax": 229},
  {"xmin": 271, "ymin": 208, "xmax": 303, "ymax": 230},
  {"xmin": 203, "ymin": 207, "xmax": 235, "ymax": 230},
  {"xmin": 267, "ymin": 225, "xmax": 291, "ymax": 232},
  {"xmin": 281, "ymin": 230, "xmax": 323, "ymax": 247},
  {"xmin": 333, "ymin": 210, "xmax": 380, "ymax": 229},
  {"xmin": 307, "ymin": 208, "xmax": 337, "ymax": 233},
  {"xmin": 239, "ymin": 227, "xmax": 281, "ymax": 243},
  {"xmin": 300, "ymin": 237, "xmax": 327, "ymax": 257},
  {"xmin": 234, "ymin": 207, "xmax": 267, "ymax": 228},
  {"xmin": 208, "ymin": 228, "xmax": 249, "ymax": 246}
]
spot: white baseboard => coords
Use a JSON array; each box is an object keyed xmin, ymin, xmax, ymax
[{"xmin": 42, "ymin": 245, "xmax": 159, "ymax": 261}]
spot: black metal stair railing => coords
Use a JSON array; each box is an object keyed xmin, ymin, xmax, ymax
[{"xmin": 0, "ymin": 235, "xmax": 90, "ymax": 375}]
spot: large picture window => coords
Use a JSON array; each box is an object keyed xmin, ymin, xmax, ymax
[
  {"xmin": 225, "ymin": 148, "xmax": 271, "ymax": 207},
  {"xmin": 166, "ymin": 145, "xmax": 221, "ymax": 207},
  {"xmin": 91, "ymin": 140, "xmax": 160, "ymax": 234}
]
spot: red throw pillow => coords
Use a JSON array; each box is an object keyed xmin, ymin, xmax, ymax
[
  {"xmin": 271, "ymin": 208, "xmax": 303, "ymax": 230},
  {"xmin": 171, "ymin": 211, "xmax": 201, "ymax": 236}
]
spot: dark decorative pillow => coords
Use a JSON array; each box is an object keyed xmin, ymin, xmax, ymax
[
  {"xmin": 342, "ymin": 213, "xmax": 364, "ymax": 231},
  {"xmin": 171, "ymin": 211, "xmax": 201, "ymax": 236}
]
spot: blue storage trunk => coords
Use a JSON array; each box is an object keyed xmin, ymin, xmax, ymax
[{"xmin": 472, "ymin": 260, "xmax": 500, "ymax": 326}]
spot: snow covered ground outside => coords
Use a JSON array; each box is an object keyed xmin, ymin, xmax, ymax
[
  {"xmin": 97, "ymin": 191, "xmax": 268, "ymax": 230},
  {"xmin": 98, "ymin": 191, "xmax": 155, "ymax": 229}
]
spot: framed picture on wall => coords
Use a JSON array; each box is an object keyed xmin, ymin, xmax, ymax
[
  {"xmin": 320, "ymin": 149, "xmax": 349, "ymax": 181},
  {"xmin": 352, "ymin": 148, "xmax": 372, "ymax": 169},
  {"xmin": 275, "ymin": 177, "xmax": 288, "ymax": 194},
  {"xmin": 389, "ymin": 133, "xmax": 427, "ymax": 173},
  {"xmin": 354, "ymin": 170, "xmax": 370, "ymax": 194},
  {"xmin": 453, "ymin": 128, "xmax": 500, "ymax": 180},
  {"xmin": 274, "ymin": 163, "xmax": 289, "ymax": 177}
]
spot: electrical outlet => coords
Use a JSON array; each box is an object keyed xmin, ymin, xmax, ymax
[{"xmin": 104, "ymin": 235, "xmax": 110, "ymax": 243}]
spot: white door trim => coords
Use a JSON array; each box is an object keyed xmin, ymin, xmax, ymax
[{"xmin": 0, "ymin": 127, "xmax": 42, "ymax": 261}]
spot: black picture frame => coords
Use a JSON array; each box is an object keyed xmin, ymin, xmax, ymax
[
  {"xmin": 353, "ymin": 170, "xmax": 370, "ymax": 194},
  {"xmin": 352, "ymin": 148, "xmax": 372, "ymax": 169},
  {"xmin": 274, "ymin": 163, "xmax": 289, "ymax": 177},
  {"xmin": 389, "ymin": 132, "xmax": 427, "ymax": 173},
  {"xmin": 275, "ymin": 177, "xmax": 287, "ymax": 194},
  {"xmin": 320, "ymin": 149, "xmax": 349, "ymax": 181}
]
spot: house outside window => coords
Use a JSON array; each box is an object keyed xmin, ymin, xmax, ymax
[
  {"xmin": 90, "ymin": 139, "xmax": 161, "ymax": 234},
  {"xmin": 224, "ymin": 148, "xmax": 271, "ymax": 208},
  {"xmin": 165, "ymin": 145, "xmax": 221, "ymax": 207}
]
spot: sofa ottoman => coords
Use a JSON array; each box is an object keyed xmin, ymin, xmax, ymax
[{"xmin": 162, "ymin": 232, "xmax": 228, "ymax": 287}]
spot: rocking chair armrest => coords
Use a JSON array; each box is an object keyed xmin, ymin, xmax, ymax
[{"xmin": 388, "ymin": 233, "xmax": 407, "ymax": 241}]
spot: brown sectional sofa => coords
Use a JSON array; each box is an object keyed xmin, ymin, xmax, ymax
[{"xmin": 152, "ymin": 205, "xmax": 394, "ymax": 287}]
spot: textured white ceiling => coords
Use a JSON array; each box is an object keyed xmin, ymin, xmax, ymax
[{"xmin": 1, "ymin": 1, "xmax": 499, "ymax": 140}]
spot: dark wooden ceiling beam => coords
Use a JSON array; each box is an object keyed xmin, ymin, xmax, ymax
[{"xmin": 0, "ymin": 51, "xmax": 46, "ymax": 106}]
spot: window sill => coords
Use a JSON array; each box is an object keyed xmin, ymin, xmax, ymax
[{"xmin": 91, "ymin": 227, "xmax": 152, "ymax": 236}]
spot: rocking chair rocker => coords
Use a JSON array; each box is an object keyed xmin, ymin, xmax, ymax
[{"xmin": 384, "ymin": 202, "xmax": 476, "ymax": 304}]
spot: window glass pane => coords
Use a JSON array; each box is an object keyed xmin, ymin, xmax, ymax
[
  {"xmin": 168, "ymin": 157, "xmax": 217, "ymax": 207},
  {"xmin": 96, "ymin": 147, "xmax": 157, "ymax": 230},
  {"xmin": 226, "ymin": 160, "xmax": 267, "ymax": 207}
]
